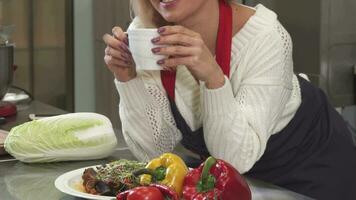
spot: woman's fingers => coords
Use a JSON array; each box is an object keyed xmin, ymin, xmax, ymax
[
  {"xmin": 104, "ymin": 55, "xmax": 132, "ymax": 67},
  {"xmin": 103, "ymin": 34, "xmax": 130, "ymax": 54},
  {"xmin": 103, "ymin": 32, "xmax": 132, "ymax": 67},
  {"xmin": 152, "ymin": 46, "xmax": 199, "ymax": 57},
  {"xmin": 105, "ymin": 47, "xmax": 132, "ymax": 62},
  {"xmin": 157, "ymin": 56, "xmax": 197, "ymax": 68},
  {"xmin": 103, "ymin": 34, "xmax": 120, "ymax": 48},
  {"xmin": 102, "ymin": 27, "xmax": 137, "ymax": 82},
  {"xmin": 151, "ymin": 26, "xmax": 204, "ymax": 60},
  {"xmin": 112, "ymin": 26, "xmax": 129, "ymax": 45},
  {"xmin": 152, "ymin": 33, "xmax": 202, "ymax": 46},
  {"xmin": 158, "ymin": 25, "xmax": 199, "ymax": 37}
]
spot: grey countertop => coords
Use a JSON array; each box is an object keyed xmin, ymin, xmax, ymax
[{"xmin": 0, "ymin": 101, "xmax": 313, "ymax": 200}]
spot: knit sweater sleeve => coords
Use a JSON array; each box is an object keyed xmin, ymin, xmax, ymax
[
  {"xmin": 115, "ymin": 72, "xmax": 182, "ymax": 162},
  {"xmin": 201, "ymin": 28, "xmax": 294, "ymax": 173}
]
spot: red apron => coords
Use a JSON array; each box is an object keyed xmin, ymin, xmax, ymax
[{"xmin": 161, "ymin": 0, "xmax": 232, "ymax": 100}]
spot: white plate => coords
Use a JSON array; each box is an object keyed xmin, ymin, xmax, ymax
[{"xmin": 55, "ymin": 165, "xmax": 116, "ymax": 200}]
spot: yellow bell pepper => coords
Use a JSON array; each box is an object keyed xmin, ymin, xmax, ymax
[{"xmin": 139, "ymin": 153, "xmax": 188, "ymax": 196}]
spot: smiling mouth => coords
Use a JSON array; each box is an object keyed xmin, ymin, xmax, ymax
[{"xmin": 159, "ymin": 0, "xmax": 178, "ymax": 9}]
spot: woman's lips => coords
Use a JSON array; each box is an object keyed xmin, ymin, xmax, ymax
[{"xmin": 160, "ymin": 0, "xmax": 178, "ymax": 9}]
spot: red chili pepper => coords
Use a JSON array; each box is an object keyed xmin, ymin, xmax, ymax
[
  {"xmin": 183, "ymin": 157, "xmax": 252, "ymax": 200},
  {"xmin": 116, "ymin": 184, "xmax": 179, "ymax": 200}
]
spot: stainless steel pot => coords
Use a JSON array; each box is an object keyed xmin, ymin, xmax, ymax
[{"xmin": 0, "ymin": 45, "xmax": 14, "ymax": 100}]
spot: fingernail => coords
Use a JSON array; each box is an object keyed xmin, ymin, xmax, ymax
[
  {"xmin": 124, "ymin": 48, "xmax": 131, "ymax": 55},
  {"xmin": 157, "ymin": 59, "xmax": 165, "ymax": 65},
  {"xmin": 158, "ymin": 27, "xmax": 165, "ymax": 33},
  {"xmin": 151, "ymin": 47, "xmax": 161, "ymax": 54},
  {"xmin": 120, "ymin": 44, "xmax": 129, "ymax": 52},
  {"xmin": 121, "ymin": 55, "xmax": 129, "ymax": 61},
  {"xmin": 151, "ymin": 37, "xmax": 160, "ymax": 43}
]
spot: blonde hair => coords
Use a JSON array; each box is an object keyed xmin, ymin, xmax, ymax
[{"xmin": 130, "ymin": 0, "xmax": 233, "ymax": 28}]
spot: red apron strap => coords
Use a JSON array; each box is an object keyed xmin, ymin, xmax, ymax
[
  {"xmin": 215, "ymin": 0, "xmax": 233, "ymax": 77},
  {"xmin": 161, "ymin": 0, "xmax": 233, "ymax": 100},
  {"xmin": 161, "ymin": 70, "xmax": 176, "ymax": 100}
]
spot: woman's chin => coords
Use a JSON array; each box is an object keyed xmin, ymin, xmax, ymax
[{"xmin": 161, "ymin": 13, "xmax": 186, "ymax": 23}]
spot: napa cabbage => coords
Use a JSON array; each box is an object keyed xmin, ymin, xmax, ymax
[{"xmin": 4, "ymin": 113, "xmax": 117, "ymax": 163}]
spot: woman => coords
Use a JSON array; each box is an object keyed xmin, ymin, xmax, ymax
[{"xmin": 102, "ymin": 0, "xmax": 356, "ymax": 199}]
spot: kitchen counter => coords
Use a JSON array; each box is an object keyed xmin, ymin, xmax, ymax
[{"xmin": 0, "ymin": 101, "xmax": 313, "ymax": 200}]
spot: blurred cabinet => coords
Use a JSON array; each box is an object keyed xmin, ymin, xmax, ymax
[
  {"xmin": 0, "ymin": 0, "xmax": 74, "ymax": 111},
  {"xmin": 0, "ymin": 0, "xmax": 31, "ymax": 93},
  {"xmin": 245, "ymin": 0, "xmax": 356, "ymax": 107}
]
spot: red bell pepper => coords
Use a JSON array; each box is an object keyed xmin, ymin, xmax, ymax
[
  {"xmin": 116, "ymin": 184, "xmax": 179, "ymax": 200},
  {"xmin": 183, "ymin": 157, "xmax": 251, "ymax": 200}
]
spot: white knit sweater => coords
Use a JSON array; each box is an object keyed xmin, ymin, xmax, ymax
[{"xmin": 115, "ymin": 4, "xmax": 301, "ymax": 173}]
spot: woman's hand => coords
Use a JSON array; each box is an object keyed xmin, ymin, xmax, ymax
[
  {"xmin": 151, "ymin": 26, "xmax": 225, "ymax": 89},
  {"xmin": 103, "ymin": 27, "xmax": 136, "ymax": 82}
]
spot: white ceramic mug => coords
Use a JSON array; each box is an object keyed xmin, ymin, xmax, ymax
[{"xmin": 127, "ymin": 28, "xmax": 165, "ymax": 70}]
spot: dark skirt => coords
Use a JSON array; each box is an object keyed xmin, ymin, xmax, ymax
[{"xmin": 169, "ymin": 76, "xmax": 356, "ymax": 200}]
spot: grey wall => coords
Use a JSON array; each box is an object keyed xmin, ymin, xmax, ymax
[
  {"xmin": 73, "ymin": 0, "xmax": 132, "ymax": 127},
  {"xmin": 74, "ymin": 0, "xmax": 96, "ymax": 112},
  {"xmin": 93, "ymin": 0, "xmax": 131, "ymax": 128}
]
